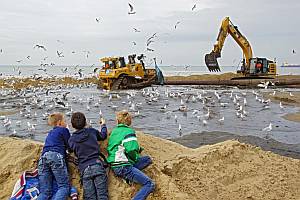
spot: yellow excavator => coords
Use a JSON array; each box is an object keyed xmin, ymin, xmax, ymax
[
  {"xmin": 98, "ymin": 54, "xmax": 164, "ymax": 90},
  {"xmin": 205, "ymin": 17, "xmax": 276, "ymax": 79}
]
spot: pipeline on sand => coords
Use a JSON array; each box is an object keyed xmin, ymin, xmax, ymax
[{"xmin": 165, "ymin": 78, "xmax": 300, "ymax": 87}]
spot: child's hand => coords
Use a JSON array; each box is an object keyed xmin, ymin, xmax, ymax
[
  {"xmin": 139, "ymin": 147, "xmax": 144, "ymax": 153},
  {"xmin": 99, "ymin": 117, "xmax": 106, "ymax": 125}
]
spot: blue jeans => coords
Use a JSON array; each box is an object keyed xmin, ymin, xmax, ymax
[
  {"xmin": 113, "ymin": 156, "xmax": 155, "ymax": 200},
  {"xmin": 82, "ymin": 162, "xmax": 108, "ymax": 200},
  {"xmin": 37, "ymin": 151, "xmax": 69, "ymax": 200}
]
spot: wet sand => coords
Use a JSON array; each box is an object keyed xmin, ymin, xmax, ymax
[
  {"xmin": 172, "ymin": 131, "xmax": 300, "ymax": 159},
  {"xmin": 264, "ymin": 91, "xmax": 300, "ymax": 123}
]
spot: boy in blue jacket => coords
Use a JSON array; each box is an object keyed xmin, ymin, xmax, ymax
[
  {"xmin": 68, "ymin": 112, "xmax": 108, "ymax": 200},
  {"xmin": 37, "ymin": 113, "xmax": 70, "ymax": 200}
]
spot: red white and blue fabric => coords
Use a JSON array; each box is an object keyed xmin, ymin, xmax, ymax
[
  {"xmin": 10, "ymin": 169, "xmax": 39, "ymax": 200},
  {"xmin": 10, "ymin": 169, "xmax": 78, "ymax": 200}
]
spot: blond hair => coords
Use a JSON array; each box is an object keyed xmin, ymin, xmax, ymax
[
  {"xmin": 48, "ymin": 112, "xmax": 64, "ymax": 126},
  {"xmin": 116, "ymin": 110, "xmax": 132, "ymax": 126}
]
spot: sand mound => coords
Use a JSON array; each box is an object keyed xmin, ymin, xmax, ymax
[{"xmin": 1, "ymin": 133, "xmax": 300, "ymax": 200}]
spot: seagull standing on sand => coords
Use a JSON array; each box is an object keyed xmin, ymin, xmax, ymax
[{"xmin": 289, "ymin": 92, "xmax": 294, "ymax": 97}]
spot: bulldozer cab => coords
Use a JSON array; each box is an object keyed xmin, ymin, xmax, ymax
[{"xmin": 101, "ymin": 57, "xmax": 127, "ymax": 69}]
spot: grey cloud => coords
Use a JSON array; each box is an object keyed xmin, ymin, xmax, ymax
[{"xmin": 0, "ymin": 0, "xmax": 299, "ymax": 66}]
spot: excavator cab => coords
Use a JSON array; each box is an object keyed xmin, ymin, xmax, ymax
[
  {"xmin": 249, "ymin": 58, "xmax": 276, "ymax": 75},
  {"xmin": 205, "ymin": 52, "xmax": 221, "ymax": 72}
]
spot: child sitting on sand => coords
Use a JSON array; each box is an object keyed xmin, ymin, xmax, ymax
[
  {"xmin": 37, "ymin": 113, "xmax": 70, "ymax": 200},
  {"xmin": 107, "ymin": 110, "xmax": 155, "ymax": 200},
  {"xmin": 68, "ymin": 112, "xmax": 108, "ymax": 200}
]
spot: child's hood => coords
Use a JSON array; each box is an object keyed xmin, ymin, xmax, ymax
[{"xmin": 71, "ymin": 129, "xmax": 89, "ymax": 143}]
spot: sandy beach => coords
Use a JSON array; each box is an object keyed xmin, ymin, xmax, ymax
[{"xmin": 1, "ymin": 134, "xmax": 300, "ymax": 200}]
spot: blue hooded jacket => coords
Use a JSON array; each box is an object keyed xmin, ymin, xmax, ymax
[{"xmin": 68, "ymin": 126, "xmax": 107, "ymax": 173}]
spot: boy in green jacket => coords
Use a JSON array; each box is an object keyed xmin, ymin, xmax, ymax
[{"xmin": 107, "ymin": 110, "xmax": 155, "ymax": 200}]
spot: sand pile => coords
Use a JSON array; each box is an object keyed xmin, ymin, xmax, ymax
[{"xmin": 1, "ymin": 133, "xmax": 300, "ymax": 200}]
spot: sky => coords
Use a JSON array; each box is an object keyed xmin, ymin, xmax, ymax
[{"xmin": 0, "ymin": 0, "xmax": 299, "ymax": 66}]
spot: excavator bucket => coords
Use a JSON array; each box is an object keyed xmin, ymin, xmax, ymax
[{"xmin": 205, "ymin": 52, "xmax": 221, "ymax": 72}]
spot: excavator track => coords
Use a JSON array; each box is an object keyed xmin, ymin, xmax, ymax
[
  {"xmin": 127, "ymin": 75, "xmax": 157, "ymax": 89},
  {"xmin": 111, "ymin": 76, "xmax": 125, "ymax": 90}
]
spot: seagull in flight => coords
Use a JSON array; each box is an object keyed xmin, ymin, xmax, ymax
[
  {"xmin": 0, "ymin": 49, "xmax": 3, "ymax": 53},
  {"xmin": 34, "ymin": 44, "xmax": 47, "ymax": 51},
  {"xmin": 146, "ymin": 40, "xmax": 154, "ymax": 46},
  {"xmin": 57, "ymin": 51, "xmax": 64, "ymax": 58},
  {"xmin": 128, "ymin": 3, "xmax": 136, "ymax": 14},
  {"xmin": 175, "ymin": 21, "xmax": 180, "ymax": 29},
  {"xmin": 133, "ymin": 41, "xmax": 137, "ymax": 46},
  {"xmin": 292, "ymin": 49, "xmax": 296, "ymax": 54},
  {"xmin": 146, "ymin": 47, "xmax": 155, "ymax": 52},
  {"xmin": 192, "ymin": 4, "xmax": 196, "ymax": 11},
  {"xmin": 93, "ymin": 68, "xmax": 100, "ymax": 73},
  {"xmin": 133, "ymin": 28, "xmax": 141, "ymax": 32},
  {"xmin": 16, "ymin": 60, "xmax": 23, "ymax": 63},
  {"xmin": 83, "ymin": 51, "xmax": 90, "ymax": 58},
  {"xmin": 147, "ymin": 33, "xmax": 157, "ymax": 43},
  {"xmin": 27, "ymin": 56, "xmax": 31, "ymax": 59},
  {"xmin": 95, "ymin": 17, "xmax": 101, "ymax": 23}
]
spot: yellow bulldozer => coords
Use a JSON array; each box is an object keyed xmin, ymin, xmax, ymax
[
  {"xmin": 205, "ymin": 17, "xmax": 277, "ymax": 79},
  {"xmin": 98, "ymin": 54, "xmax": 164, "ymax": 90}
]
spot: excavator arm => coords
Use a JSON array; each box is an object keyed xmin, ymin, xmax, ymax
[{"xmin": 205, "ymin": 17, "xmax": 253, "ymax": 73}]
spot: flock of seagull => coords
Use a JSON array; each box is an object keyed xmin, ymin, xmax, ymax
[
  {"xmin": 0, "ymin": 78, "xmax": 296, "ymax": 140},
  {"xmin": 0, "ymin": 2, "xmax": 201, "ymax": 72}
]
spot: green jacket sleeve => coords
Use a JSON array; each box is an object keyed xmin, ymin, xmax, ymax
[{"xmin": 122, "ymin": 132, "xmax": 140, "ymax": 163}]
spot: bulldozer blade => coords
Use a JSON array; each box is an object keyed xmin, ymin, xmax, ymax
[{"xmin": 205, "ymin": 53, "xmax": 221, "ymax": 72}]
